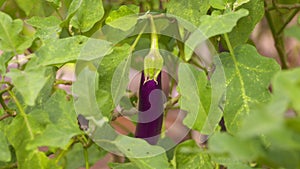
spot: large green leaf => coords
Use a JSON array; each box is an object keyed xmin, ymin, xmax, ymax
[
  {"xmin": 74, "ymin": 47, "xmax": 127, "ymax": 119},
  {"xmin": 114, "ymin": 136, "xmax": 170, "ymax": 169},
  {"xmin": 209, "ymin": 133, "xmax": 261, "ymax": 161},
  {"xmin": 26, "ymin": 16, "xmax": 62, "ymax": 41},
  {"xmin": 0, "ymin": 131, "xmax": 11, "ymax": 162},
  {"xmin": 5, "ymin": 111, "xmax": 61, "ymax": 169},
  {"xmin": 96, "ymin": 44, "xmax": 131, "ymax": 118},
  {"xmin": 172, "ymin": 140, "xmax": 214, "ymax": 169},
  {"xmin": 90, "ymin": 122, "xmax": 169, "ymax": 169},
  {"xmin": 0, "ymin": 11, "xmax": 33, "ymax": 53},
  {"xmin": 185, "ymin": 9, "xmax": 249, "ymax": 61},
  {"xmin": 228, "ymin": 0, "xmax": 264, "ymax": 47},
  {"xmin": 36, "ymin": 36, "xmax": 112, "ymax": 66},
  {"xmin": 106, "ymin": 5, "xmax": 139, "ymax": 31},
  {"xmin": 7, "ymin": 67, "xmax": 53, "ymax": 106},
  {"xmin": 167, "ymin": 0, "xmax": 210, "ymax": 26},
  {"xmin": 177, "ymin": 63, "xmax": 211, "ymax": 132},
  {"xmin": 28, "ymin": 90, "xmax": 82, "ymax": 149},
  {"xmin": 209, "ymin": 69, "xmax": 300, "ymax": 169},
  {"xmin": 221, "ymin": 44, "xmax": 280, "ymax": 133},
  {"xmin": 69, "ymin": 0, "xmax": 104, "ymax": 32},
  {"xmin": 36, "ymin": 36, "xmax": 86, "ymax": 65}
]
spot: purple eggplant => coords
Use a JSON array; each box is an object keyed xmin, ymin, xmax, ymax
[{"xmin": 135, "ymin": 72, "xmax": 164, "ymax": 145}]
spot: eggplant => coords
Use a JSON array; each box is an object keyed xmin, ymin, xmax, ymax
[{"xmin": 135, "ymin": 72, "xmax": 164, "ymax": 145}]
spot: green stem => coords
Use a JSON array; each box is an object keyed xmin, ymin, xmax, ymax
[
  {"xmin": 149, "ymin": 14, "xmax": 159, "ymax": 50},
  {"xmin": 55, "ymin": 139, "xmax": 75, "ymax": 163},
  {"xmin": 54, "ymin": 79, "xmax": 73, "ymax": 86},
  {"xmin": 223, "ymin": 34, "xmax": 236, "ymax": 60},
  {"xmin": 277, "ymin": 9, "xmax": 300, "ymax": 35},
  {"xmin": 264, "ymin": 3, "xmax": 288, "ymax": 69},
  {"xmin": 160, "ymin": 110, "xmax": 167, "ymax": 139},
  {"xmin": 84, "ymin": 147, "xmax": 89, "ymax": 169},
  {"xmin": 8, "ymin": 90, "xmax": 34, "ymax": 139},
  {"xmin": 273, "ymin": 3, "xmax": 300, "ymax": 10},
  {"xmin": 129, "ymin": 23, "xmax": 147, "ymax": 53}
]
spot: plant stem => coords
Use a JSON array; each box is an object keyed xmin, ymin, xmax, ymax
[
  {"xmin": 164, "ymin": 94, "xmax": 180, "ymax": 109},
  {"xmin": 8, "ymin": 90, "xmax": 34, "ymax": 139},
  {"xmin": 83, "ymin": 147, "xmax": 89, "ymax": 169},
  {"xmin": 54, "ymin": 79, "xmax": 73, "ymax": 86},
  {"xmin": 0, "ymin": 113, "xmax": 12, "ymax": 121},
  {"xmin": 129, "ymin": 23, "xmax": 147, "ymax": 53},
  {"xmin": 55, "ymin": 139, "xmax": 75, "ymax": 163},
  {"xmin": 275, "ymin": 3, "xmax": 300, "ymax": 10},
  {"xmin": 149, "ymin": 14, "xmax": 159, "ymax": 50},
  {"xmin": 277, "ymin": 9, "xmax": 300, "ymax": 35},
  {"xmin": 160, "ymin": 110, "xmax": 167, "ymax": 138},
  {"xmin": 223, "ymin": 34, "xmax": 236, "ymax": 60},
  {"xmin": 264, "ymin": 2, "xmax": 288, "ymax": 69}
]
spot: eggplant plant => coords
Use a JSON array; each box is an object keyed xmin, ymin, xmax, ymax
[{"xmin": 0, "ymin": 0, "xmax": 299, "ymax": 169}]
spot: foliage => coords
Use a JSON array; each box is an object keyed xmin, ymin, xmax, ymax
[{"xmin": 0, "ymin": 0, "xmax": 300, "ymax": 169}]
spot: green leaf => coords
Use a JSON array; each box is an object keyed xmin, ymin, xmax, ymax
[
  {"xmin": 221, "ymin": 44, "xmax": 280, "ymax": 133},
  {"xmin": 70, "ymin": 0, "xmax": 105, "ymax": 32},
  {"xmin": 177, "ymin": 63, "xmax": 211, "ymax": 132},
  {"xmin": 0, "ymin": 52, "xmax": 14, "ymax": 74},
  {"xmin": 90, "ymin": 122, "xmax": 169, "ymax": 169},
  {"xmin": 26, "ymin": 16, "xmax": 62, "ymax": 41},
  {"xmin": 0, "ymin": 11, "xmax": 33, "ymax": 53},
  {"xmin": 27, "ymin": 16, "xmax": 61, "ymax": 28},
  {"xmin": 0, "ymin": 131, "xmax": 11, "ymax": 162},
  {"xmin": 113, "ymin": 136, "xmax": 170, "ymax": 169},
  {"xmin": 285, "ymin": 25, "xmax": 300, "ymax": 41},
  {"xmin": 28, "ymin": 90, "xmax": 82, "ymax": 149},
  {"xmin": 208, "ymin": 132, "xmax": 262, "ymax": 168},
  {"xmin": 65, "ymin": 143, "xmax": 107, "ymax": 169},
  {"xmin": 233, "ymin": 0, "xmax": 250, "ymax": 9},
  {"xmin": 93, "ymin": 44, "xmax": 131, "ymax": 118},
  {"xmin": 36, "ymin": 36, "xmax": 112, "ymax": 66},
  {"xmin": 14, "ymin": 0, "xmax": 55, "ymax": 16},
  {"xmin": 272, "ymin": 68, "xmax": 300, "ymax": 114},
  {"xmin": 79, "ymin": 38, "xmax": 113, "ymax": 61},
  {"xmin": 209, "ymin": 0, "xmax": 227, "ymax": 10},
  {"xmin": 109, "ymin": 162, "xmax": 139, "ymax": 169},
  {"xmin": 167, "ymin": 0, "xmax": 210, "ymax": 26},
  {"xmin": 73, "ymin": 67, "xmax": 102, "ymax": 119},
  {"xmin": 7, "ymin": 67, "xmax": 53, "ymax": 106},
  {"xmin": 5, "ymin": 111, "xmax": 61, "ymax": 169},
  {"xmin": 185, "ymin": 9, "xmax": 249, "ymax": 61},
  {"xmin": 46, "ymin": 0, "xmax": 61, "ymax": 9},
  {"xmin": 172, "ymin": 140, "xmax": 214, "ymax": 169},
  {"xmin": 106, "ymin": 5, "xmax": 139, "ymax": 31},
  {"xmin": 228, "ymin": 0, "xmax": 264, "ymax": 47},
  {"xmin": 36, "ymin": 36, "xmax": 86, "ymax": 65}
]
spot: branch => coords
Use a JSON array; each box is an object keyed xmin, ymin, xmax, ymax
[
  {"xmin": 264, "ymin": 1, "xmax": 289, "ymax": 69},
  {"xmin": 276, "ymin": 3, "xmax": 300, "ymax": 10},
  {"xmin": 277, "ymin": 9, "xmax": 300, "ymax": 35},
  {"xmin": 54, "ymin": 79, "xmax": 73, "ymax": 86},
  {"xmin": 0, "ymin": 112, "xmax": 16, "ymax": 121}
]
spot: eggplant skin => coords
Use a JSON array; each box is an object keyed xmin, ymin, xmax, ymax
[{"xmin": 135, "ymin": 72, "xmax": 164, "ymax": 145}]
